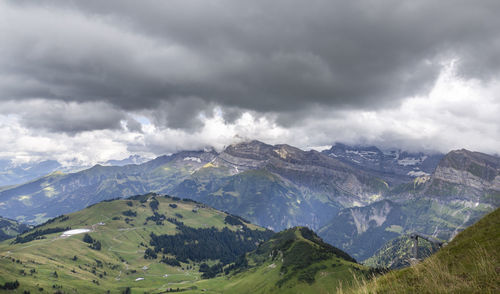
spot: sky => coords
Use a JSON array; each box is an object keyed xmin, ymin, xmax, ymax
[{"xmin": 1, "ymin": 0, "xmax": 499, "ymax": 165}]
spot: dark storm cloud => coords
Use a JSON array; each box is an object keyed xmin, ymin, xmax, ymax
[
  {"xmin": 1, "ymin": 0, "xmax": 500, "ymax": 131},
  {"xmin": 0, "ymin": 100, "xmax": 126, "ymax": 133}
]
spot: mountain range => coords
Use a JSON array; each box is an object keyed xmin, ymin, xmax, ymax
[
  {"xmin": 0, "ymin": 160, "xmax": 63, "ymax": 188},
  {"xmin": 0, "ymin": 140, "xmax": 498, "ymax": 263}
]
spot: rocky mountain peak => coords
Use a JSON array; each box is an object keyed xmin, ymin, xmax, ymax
[
  {"xmin": 439, "ymin": 149, "xmax": 500, "ymax": 176},
  {"xmin": 223, "ymin": 140, "xmax": 274, "ymax": 160},
  {"xmin": 426, "ymin": 149, "xmax": 500, "ymax": 203}
]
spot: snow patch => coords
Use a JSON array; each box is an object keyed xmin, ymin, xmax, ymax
[
  {"xmin": 407, "ymin": 170, "xmax": 430, "ymax": 177},
  {"xmin": 398, "ymin": 158, "xmax": 420, "ymax": 166},
  {"xmin": 183, "ymin": 157, "xmax": 201, "ymax": 163},
  {"xmin": 60, "ymin": 229, "xmax": 91, "ymax": 237},
  {"xmin": 398, "ymin": 155, "xmax": 428, "ymax": 166},
  {"xmin": 346, "ymin": 150, "xmax": 361, "ymax": 155}
]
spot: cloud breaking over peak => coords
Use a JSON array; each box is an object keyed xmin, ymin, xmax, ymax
[{"xmin": 0, "ymin": 0, "xmax": 499, "ymax": 164}]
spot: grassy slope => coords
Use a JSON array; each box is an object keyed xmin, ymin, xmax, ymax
[
  {"xmin": 349, "ymin": 207, "xmax": 500, "ymax": 293},
  {"xmin": 185, "ymin": 227, "xmax": 372, "ymax": 294},
  {"xmin": 0, "ymin": 194, "xmax": 375, "ymax": 294},
  {"xmin": 0, "ymin": 195, "xmax": 265, "ymax": 293}
]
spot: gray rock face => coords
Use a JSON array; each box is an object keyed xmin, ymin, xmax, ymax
[
  {"xmin": 323, "ymin": 143, "xmax": 444, "ymax": 185},
  {"xmin": 213, "ymin": 141, "xmax": 388, "ymax": 208},
  {"xmin": 425, "ymin": 149, "xmax": 500, "ymax": 204},
  {"xmin": 350, "ymin": 200, "xmax": 393, "ymax": 235},
  {"xmin": 318, "ymin": 200, "xmax": 405, "ymax": 260}
]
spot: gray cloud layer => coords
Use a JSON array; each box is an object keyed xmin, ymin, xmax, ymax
[
  {"xmin": 0, "ymin": 0, "xmax": 499, "ymax": 162},
  {"xmin": 2, "ymin": 1, "xmax": 500, "ymax": 125}
]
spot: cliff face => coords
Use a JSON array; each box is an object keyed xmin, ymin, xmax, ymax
[
  {"xmin": 172, "ymin": 141, "xmax": 391, "ymax": 231},
  {"xmin": 318, "ymin": 200, "xmax": 406, "ymax": 261},
  {"xmin": 322, "ymin": 143, "xmax": 444, "ymax": 186},
  {"xmin": 212, "ymin": 141, "xmax": 389, "ymax": 207},
  {"xmin": 426, "ymin": 149, "xmax": 500, "ymax": 204}
]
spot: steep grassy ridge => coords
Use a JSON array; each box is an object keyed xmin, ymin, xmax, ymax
[{"xmin": 187, "ymin": 227, "xmax": 375, "ymax": 294}]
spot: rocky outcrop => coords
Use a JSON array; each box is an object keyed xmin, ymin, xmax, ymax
[
  {"xmin": 323, "ymin": 143, "xmax": 444, "ymax": 186},
  {"xmin": 220, "ymin": 141, "xmax": 388, "ymax": 206},
  {"xmin": 426, "ymin": 149, "xmax": 500, "ymax": 204}
]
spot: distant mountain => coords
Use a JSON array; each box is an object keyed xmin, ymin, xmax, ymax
[
  {"xmin": 172, "ymin": 140, "xmax": 389, "ymax": 230},
  {"xmin": 0, "ymin": 156, "xmax": 151, "ymax": 188},
  {"xmin": 318, "ymin": 148, "xmax": 499, "ymax": 260},
  {"xmin": 363, "ymin": 234, "xmax": 442, "ymax": 269},
  {"xmin": 0, "ymin": 159, "xmax": 62, "ymax": 187},
  {"xmin": 0, "ymin": 141, "xmax": 387, "ymax": 228},
  {"xmin": 423, "ymin": 149, "xmax": 500, "ymax": 204},
  {"xmin": 103, "ymin": 154, "xmax": 150, "ymax": 166},
  {"xmin": 0, "ymin": 216, "xmax": 31, "ymax": 241},
  {"xmin": 0, "ymin": 150, "xmax": 217, "ymax": 224},
  {"xmin": 323, "ymin": 143, "xmax": 444, "ymax": 185},
  {"xmin": 356, "ymin": 207, "xmax": 500, "ymax": 293}
]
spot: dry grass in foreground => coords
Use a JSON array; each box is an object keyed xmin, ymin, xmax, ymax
[{"xmin": 339, "ymin": 207, "xmax": 500, "ymax": 294}]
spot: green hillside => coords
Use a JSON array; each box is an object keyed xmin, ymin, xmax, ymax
[
  {"xmin": 350, "ymin": 207, "xmax": 500, "ymax": 293},
  {"xmin": 0, "ymin": 193, "xmax": 376, "ymax": 293},
  {"xmin": 0, "ymin": 194, "xmax": 272, "ymax": 293},
  {"xmin": 185, "ymin": 227, "xmax": 376, "ymax": 294}
]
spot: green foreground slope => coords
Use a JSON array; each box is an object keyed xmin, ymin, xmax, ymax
[{"xmin": 351, "ymin": 207, "xmax": 500, "ymax": 293}]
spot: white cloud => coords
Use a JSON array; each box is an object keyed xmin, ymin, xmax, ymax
[
  {"xmin": 0, "ymin": 58, "xmax": 499, "ymax": 166},
  {"xmin": 282, "ymin": 61, "xmax": 500, "ymax": 154}
]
